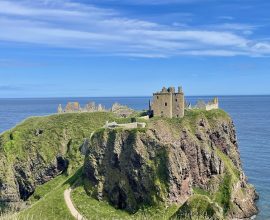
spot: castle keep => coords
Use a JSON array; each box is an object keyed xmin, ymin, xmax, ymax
[{"xmin": 150, "ymin": 86, "xmax": 185, "ymax": 118}]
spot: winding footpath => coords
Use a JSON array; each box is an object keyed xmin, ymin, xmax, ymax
[{"xmin": 64, "ymin": 188, "xmax": 84, "ymax": 220}]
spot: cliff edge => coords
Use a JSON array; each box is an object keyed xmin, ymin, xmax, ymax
[{"xmin": 83, "ymin": 110, "xmax": 258, "ymax": 219}]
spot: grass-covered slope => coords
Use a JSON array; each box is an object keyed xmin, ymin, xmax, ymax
[
  {"xmin": 0, "ymin": 109, "xmax": 257, "ymax": 220},
  {"xmin": 0, "ymin": 112, "xmax": 123, "ymax": 211}
]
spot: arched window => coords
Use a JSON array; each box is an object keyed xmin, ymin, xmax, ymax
[{"xmin": 165, "ymin": 102, "xmax": 167, "ymax": 106}]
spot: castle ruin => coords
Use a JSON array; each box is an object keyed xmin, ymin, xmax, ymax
[
  {"xmin": 194, "ymin": 98, "xmax": 219, "ymax": 111},
  {"xmin": 150, "ymin": 86, "xmax": 219, "ymax": 118},
  {"xmin": 58, "ymin": 87, "xmax": 219, "ymax": 119},
  {"xmin": 150, "ymin": 86, "xmax": 185, "ymax": 118},
  {"xmin": 57, "ymin": 102, "xmax": 135, "ymax": 118}
]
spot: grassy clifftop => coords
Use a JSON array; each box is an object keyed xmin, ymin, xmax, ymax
[{"xmin": 1, "ymin": 112, "xmax": 119, "ymax": 165}]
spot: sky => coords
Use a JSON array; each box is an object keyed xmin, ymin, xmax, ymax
[{"xmin": 1, "ymin": 0, "xmax": 270, "ymax": 97}]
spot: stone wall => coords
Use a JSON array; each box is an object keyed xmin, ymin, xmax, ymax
[
  {"xmin": 194, "ymin": 97, "xmax": 219, "ymax": 111},
  {"xmin": 57, "ymin": 102, "xmax": 134, "ymax": 117},
  {"xmin": 205, "ymin": 102, "xmax": 219, "ymax": 111},
  {"xmin": 152, "ymin": 92, "xmax": 173, "ymax": 118},
  {"xmin": 104, "ymin": 121, "xmax": 146, "ymax": 129},
  {"xmin": 172, "ymin": 92, "xmax": 185, "ymax": 118}
]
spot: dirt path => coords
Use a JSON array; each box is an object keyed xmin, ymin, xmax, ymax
[{"xmin": 64, "ymin": 188, "xmax": 84, "ymax": 220}]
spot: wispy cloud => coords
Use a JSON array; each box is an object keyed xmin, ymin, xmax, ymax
[{"xmin": 0, "ymin": 0, "xmax": 269, "ymax": 57}]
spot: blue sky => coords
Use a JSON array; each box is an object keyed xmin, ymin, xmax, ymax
[{"xmin": 1, "ymin": 0, "xmax": 270, "ymax": 97}]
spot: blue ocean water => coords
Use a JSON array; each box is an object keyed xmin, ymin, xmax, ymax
[{"xmin": 0, "ymin": 96, "xmax": 269, "ymax": 219}]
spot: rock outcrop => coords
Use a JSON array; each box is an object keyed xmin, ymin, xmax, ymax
[{"xmin": 83, "ymin": 110, "xmax": 258, "ymax": 219}]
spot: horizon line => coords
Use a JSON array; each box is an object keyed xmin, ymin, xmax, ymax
[{"xmin": 0, "ymin": 94, "xmax": 270, "ymax": 99}]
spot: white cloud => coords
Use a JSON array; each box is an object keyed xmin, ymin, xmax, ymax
[{"xmin": 0, "ymin": 0, "xmax": 269, "ymax": 57}]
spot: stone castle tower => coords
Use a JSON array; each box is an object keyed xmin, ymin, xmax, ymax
[{"xmin": 150, "ymin": 86, "xmax": 185, "ymax": 118}]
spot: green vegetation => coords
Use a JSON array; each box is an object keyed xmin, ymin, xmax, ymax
[
  {"xmin": 29, "ymin": 174, "xmax": 68, "ymax": 203},
  {"xmin": 72, "ymin": 185, "xmax": 131, "ymax": 219},
  {"xmin": 149, "ymin": 109, "xmax": 229, "ymax": 136},
  {"xmin": 0, "ymin": 109, "xmax": 245, "ymax": 220},
  {"xmin": 174, "ymin": 195, "xmax": 223, "ymax": 220},
  {"xmin": 19, "ymin": 173, "xmax": 73, "ymax": 220},
  {"xmin": 0, "ymin": 112, "xmax": 128, "ymax": 219},
  {"xmin": 214, "ymin": 173, "xmax": 232, "ymax": 214},
  {"xmin": 1, "ymin": 112, "xmax": 121, "ymax": 170},
  {"xmin": 72, "ymin": 183, "xmax": 180, "ymax": 220},
  {"xmin": 190, "ymin": 148, "xmax": 241, "ymax": 217},
  {"xmin": 16, "ymin": 168, "xmax": 82, "ymax": 220},
  {"xmin": 149, "ymin": 148, "xmax": 170, "ymax": 203},
  {"xmin": 192, "ymin": 187, "xmax": 211, "ymax": 197}
]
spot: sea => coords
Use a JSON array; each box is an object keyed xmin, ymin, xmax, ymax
[{"xmin": 0, "ymin": 96, "xmax": 269, "ymax": 219}]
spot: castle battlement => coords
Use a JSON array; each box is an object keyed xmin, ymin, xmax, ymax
[{"xmin": 154, "ymin": 86, "xmax": 183, "ymax": 95}]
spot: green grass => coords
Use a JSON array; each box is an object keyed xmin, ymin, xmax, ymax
[
  {"xmin": 149, "ymin": 109, "xmax": 229, "ymax": 136},
  {"xmin": 192, "ymin": 187, "xmax": 211, "ymax": 197},
  {"xmin": 72, "ymin": 184, "xmax": 180, "ymax": 220},
  {"xmin": 214, "ymin": 173, "xmax": 232, "ymax": 214},
  {"xmin": 18, "ymin": 174, "xmax": 73, "ymax": 220},
  {"xmin": 72, "ymin": 185, "xmax": 131, "ymax": 219},
  {"xmin": 29, "ymin": 174, "xmax": 68, "ymax": 203},
  {"xmin": 215, "ymin": 149, "xmax": 240, "ymax": 180},
  {"xmin": 17, "ymin": 167, "xmax": 83, "ymax": 220},
  {"xmin": 1, "ymin": 112, "xmax": 121, "ymax": 168},
  {"xmin": 174, "ymin": 195, "xmax": 223, "ymax": 220}
]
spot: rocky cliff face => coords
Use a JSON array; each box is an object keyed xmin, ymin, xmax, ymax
[
  {"xmin": 83, "ymin": 110, "xmax": 258, "ymax": 219},
  {"xmin": 0, "ymin": 112, "xmax": 117, "ymax": 211}
]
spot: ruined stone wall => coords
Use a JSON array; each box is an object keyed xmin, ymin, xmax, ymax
[
  {"xmin": 152, "ymin": 93, "xmax": 173, "ymax": 118},
  {"xmin": 172, "ymin": 92, "xmax": 185, "ymax": 118},
  {"xmin": 205, "ymin": 103, "xmax": 219, "ymax": 111},
  {"xmin": 195, "ymin": 98, "xmax": 219, "ymax": 111}
]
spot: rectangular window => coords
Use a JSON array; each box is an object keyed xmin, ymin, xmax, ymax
[{"xmin": 165, "ymin": 102, "xmax": 167, "ymax": 106}]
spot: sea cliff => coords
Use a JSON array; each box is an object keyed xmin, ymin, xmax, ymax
[
  {"xmin": 83, "ymin": 110, "xmax": 258, "ymax": 219},
  {"xmin": 0, "ymin": 110, "xmax": 258, "ymax": 219}
]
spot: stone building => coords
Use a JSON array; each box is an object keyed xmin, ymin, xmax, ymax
[{"xmin": 150, "ymin": 86, "xmax": 185, "ymax": 118}]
